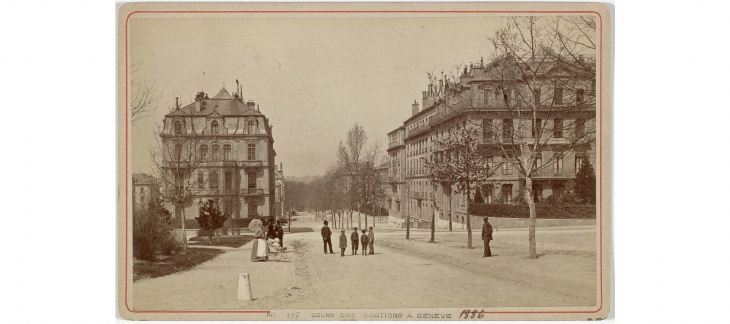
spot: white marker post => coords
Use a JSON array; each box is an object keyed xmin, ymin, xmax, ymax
[{"xmin": 237, "ymin": 273, "xmax": 252, "ymax": 301}]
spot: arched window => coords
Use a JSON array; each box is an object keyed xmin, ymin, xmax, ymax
[
  {"xmin": 211, "ymin": 121, "xmax": 219, "ymax": 134},
  {"xmin": 211, "ymin": 144, "xmax": 220, "ymax": 161},
  {"xmin": 222, "ymin": 144, "xmax": 231, "ymax": 161},
  {"xmin": 199, "ymin": 144, "xmax": 208, "ymax": 160},
  {"xmin": 246, "ymin": 119, "xmax": 255, "ymax": 134},
  {"xmin": 247, "ymin": 143, "xmax": 256, "ymax": 160},
  {"xmin": 174, "ymin": 121, "xmax": 183, "ymax": 135}
]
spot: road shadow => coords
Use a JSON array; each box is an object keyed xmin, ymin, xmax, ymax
[{"xmin": 286, "ymin": 227, "xmax": 314, "ymax": 233}]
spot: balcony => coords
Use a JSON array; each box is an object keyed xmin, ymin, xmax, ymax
[
  {"xmin": 409, "ymin": 191, "xmax": 429, "ymax": 199},
  {"xmin": 388, "ymin": 141, "xmax": 405, "ymax": 150},
  {"xmin": 240, "ymin": 160, "xmax": 264, "ymax": 169},
  {"xmin": 241, "ymin": 188, "xmax": 265, "ymax": 196},
  {"xmin": 406, "ymin": 124, "xmax": 430, "ymax": 139},
  {"xmin": 525, "ymin": 163, "xmax": 577, "ymax": 179}
]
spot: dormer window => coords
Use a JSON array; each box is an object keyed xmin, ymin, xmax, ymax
[
  {"xmin": 211, "ymin": 121, "xmax": 219, "ymax": 134},
  {"xmin": 247, "ymin": 119, "xmax": 255, "ymax": 134},
  {"xmin": 174, "ymin": 121, "xmax": 183, "ymax": 135}
]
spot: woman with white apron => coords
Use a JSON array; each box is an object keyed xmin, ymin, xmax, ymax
[{"xmin": 250, "ymin": 221, "xmax": 269, "ymax": 262}]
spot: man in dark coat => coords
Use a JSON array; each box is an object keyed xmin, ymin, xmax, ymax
[
  {"xmin": 321, "ymin": 220, "xmax": 334, "ymax": 254},
  {"xmin": 266, "ymin": 218, "xmax": 277, "ymax": 240},
  {"xmin": 482, "ymin": 216, "xmax": 493, "ymax": 257},
  {"xmin": 350, "ymin": 227, "xmax": 359, "ymax": 255},
  {"xmin": 274, "ymin": 220, "xmax": 284, "ymax": 247}
]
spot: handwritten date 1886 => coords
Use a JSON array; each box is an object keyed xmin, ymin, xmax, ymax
[{"xmin": 459, "ymin": 310, "xmax": 485, "ymax": 319}]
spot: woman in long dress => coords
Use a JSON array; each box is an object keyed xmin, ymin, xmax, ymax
[{"xmin": 251, "ymin": 224, "xmax": 269, "ymax": 262}]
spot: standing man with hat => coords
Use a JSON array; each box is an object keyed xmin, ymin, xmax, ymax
[
  {"xmin": 321, "ymin": 220, "xmax": 335, "ymax": 254},
  {"xmin": 482, "ymin": 216, "xmax": 493, "ymax": 257}
]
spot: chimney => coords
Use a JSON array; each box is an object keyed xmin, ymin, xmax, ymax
[
  {"xmin": 280, "ymin": 162, "xmax": 283, "ymax": 172},
  {"xmin": 175, "ymin": 97, "xmax": 179, "ymax": 109},
  {"xmin": 411, "ymin": 100, "xmax": 419, "ymax": 116},
  {"xmin": 246, "ymin": 101, "xmax": 255, "ymax": 109}
]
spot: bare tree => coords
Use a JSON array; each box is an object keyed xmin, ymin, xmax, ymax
[
  {"xmin": 426, "ymin": 126, "xmax": 495, "ymax": 248},
  {"xmin": 149, "ymin": 97, "xmax": 209, "ymax": 251},
  {"xmin": 131, "ymin": 60, "xmax": 163, "ymax": 125},
  {"xmin": 337, "ymin": 123, "xmax": 368, "ymax": 229}
]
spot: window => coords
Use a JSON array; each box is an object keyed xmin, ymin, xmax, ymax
[
  {"xmin": 199, "ymin": 144, "xmax": 208, "ymax": 160},
  {"xmin": 484, "ymin": 185, "xmax": 493, "ymax": 203},
  {"xmin": 485, "ymin": 156, "xmax": 495, "ymax": 176},
  {"xmin": 247, "ymin": 120, "xmax": 255, "ymax": 134},
  {"xmin": 532, "ymin": 118, "xmax": 542, "ymax": 138},
  {"xmin": 575, "ymin": 155, "xmax": 585, "ymax": 174},
  {"xmin": 502, "ymin": 119, "xmax": 513, "ymax": 141},
  {"xmin": 211, "ymin": 121, "xmax": 219, "ymax": 134},
  {"xmin": 554, "ymin": 119, "xmax": 563, "ymax": 138},
  {"xmin": 534, "ymin": 88, "xmax": 541, "ymax": 107},
  {"xmin": 197, "ymin": 172, "xmax": 204, "ymax": 190},
  {"xmin": 247, "ymin": 143, "xmax": 256, "ymax": 160},
  {"xmin": 224, "ymin": 171, "xmax": 232, "ymax": 190},
  {"xmin": 174, "ymin": 121, "xmax": 183, "ymax": 135},
  {"xmin": 211, "ymin": 144, "xmax": 220, "ymax": 161},
  {"xmin": 501, "ymin": 184, "xmax": 513, "ymax": 204},
  {"xmin": 223, "ymin": 144, "xmax": 231, "ymax": 161},
  {"xmin": 502, "ymin": 159, "xmax": 514, "ymax": 175},
  {"xmin": 174, "ymin": 143, "xmax": 183, "ymax": 159},
  {"xmin": 554, "ymin": 88, "xmax": 563, "ymax": 105},
  {"xmin": 247, "ymin": 171, "xmax": 256, "ymax": 189},
  {"xmin": 248, "ymin": 201, "xmax": 258, "ymax": 217},
  {"xmin": 576, "ymin": 89, "xmax": 584, "ymax": 104},
  {"xmin": 483, "ymin": 119, "xmax": 493, "ymax": 140},
  {"xmin": 209, "ymin": 171, "xmax": 219, "ymax": 189},
  {"xmin": 553, "ymin": 153, "xmax": 564, "ymax": 175},
  {"xmin": 575, "ymin": 118, "xmax": 585, "ymax": 139},
  {"xmin": 533, "ymin": 153, "xmax": 543, "ymax": 170},
  {"xmin": 175, "ymin": 172, "xmax": 184, "ymax": 190}
]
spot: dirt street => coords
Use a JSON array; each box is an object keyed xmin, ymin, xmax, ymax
[{"xmin": 131, "ymin": 212, "xmax": 597, "ymax": 311}]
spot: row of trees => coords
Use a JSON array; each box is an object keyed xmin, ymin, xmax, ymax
[{"xmin": 282, "ymin": 124, "xmax": 388, "ymax": 230}]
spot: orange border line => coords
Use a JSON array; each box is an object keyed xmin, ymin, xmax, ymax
[{"xmin": 124, "ymin": 9, "xmax": 604, "ymax": 315}]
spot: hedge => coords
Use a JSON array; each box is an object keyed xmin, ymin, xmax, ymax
[
  {"xmin": 170, "ymin": 217, "xmax": 271, "ymax": 229},
  {"xmin": 468, "ymin": 203, "xmax": 596, "ymax": 219}
]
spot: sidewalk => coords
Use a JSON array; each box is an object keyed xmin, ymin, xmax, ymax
[{"xmin": 132, "ymin": 235, "xmax": 299, "ymax": 310}]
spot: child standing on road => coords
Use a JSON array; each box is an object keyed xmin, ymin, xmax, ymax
[
  {"xmin": 350, "ymin": 227, "xmax": 359, "ymax": 255},
  {"xmin": 338, "ymin": 230, "xmax": 347, "ymax": 256},
  {"xmin": 360, "ymin": 229, "xmax": 369, "ymax": 256}
]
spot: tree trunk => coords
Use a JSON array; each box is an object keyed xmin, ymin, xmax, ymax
[
  {"xmin": 448, "ymin": 190, "xmax": 453, "ymax": 232},
  {"xmin": 430, "ymin": 184, "xmax": 436, "ymax": 243},
  {"xmin": 466, "ymin": 184, "xmax": 472, "ymax": 249},
  {"xmin": 525, "ymin": 177, "xmax": 538, "ymax": 259},
  {"xmin": 357, "ymin": 205, "xmax": 362, "ymax": 229},
  {"xmin": 288, "ymin": 209, "xmax": 291, "ymax": 232},
  {"xmin": 180, "ymin": 204, "xmax": 187, "ymax": 252},
  {"xmin": 406, "ymin": 215, "xmax": 410, "ymax": 240}
]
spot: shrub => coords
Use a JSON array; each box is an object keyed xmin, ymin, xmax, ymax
[
  {"xmin": 133, "ymin": 199, "xmax": 176, "ymax": 261},
  {"xmin": 468, "ymin": 203, "xmax": 596, "ymax": 219}
]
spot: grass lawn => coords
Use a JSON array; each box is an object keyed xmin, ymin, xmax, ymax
[
  {"xmin": 188, "ymin": 235, "xmax": 254, "ymax": 248},
  {"xmin": 133, "ymin": 248, "xmax": 225, "ymax": 282}
]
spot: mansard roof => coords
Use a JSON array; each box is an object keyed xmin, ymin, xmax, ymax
[{"xmin": 166, "ymin": 88, "xmax": 264, "ymax": 118}]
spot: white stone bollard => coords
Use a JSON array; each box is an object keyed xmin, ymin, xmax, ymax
[{"xmin": 237, "ymin": 273, "xmax": 252, "ymax": 301}]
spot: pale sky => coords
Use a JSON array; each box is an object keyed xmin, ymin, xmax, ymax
[{"xmin": 130, "ymin": 17, "xmax": 506, "ymax": 178}]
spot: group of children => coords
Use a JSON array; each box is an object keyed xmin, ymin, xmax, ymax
[{"xmin": 338, "ymin": 227, "xmax": 374, "ymax": 256}]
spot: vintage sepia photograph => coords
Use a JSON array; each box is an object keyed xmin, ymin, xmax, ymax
[{"xmin": 118, "ymin": 2, "xmax": 612, "ymax": 321}]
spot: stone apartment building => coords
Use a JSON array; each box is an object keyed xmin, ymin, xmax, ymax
[
  {"xmin": 387, "ymin": 53, "xmax": 596, "ymax": 228},
  {"xmin": 132, "ymin": 173, "xmax": 161, "ymax": 210},
  {"xmin": 159, "ymin": 85, "xmax": 279, "ymax": 221}
]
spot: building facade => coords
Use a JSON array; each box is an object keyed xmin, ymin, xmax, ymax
[
  {"xmin": 387, "ymin": 53, "xmax": 596, "ymax": 228},
  {"xmin": 160, "ymin": 86, "xmax": 278, "ymax": 221},
  {"xmin": 132, "ymin": 173, "xmax": 161, "ymax": 210}
]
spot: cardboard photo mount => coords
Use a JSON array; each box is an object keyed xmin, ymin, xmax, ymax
[{"xmin": 117, "ymin": 2, "xmax": 612, "ymax": 321}]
